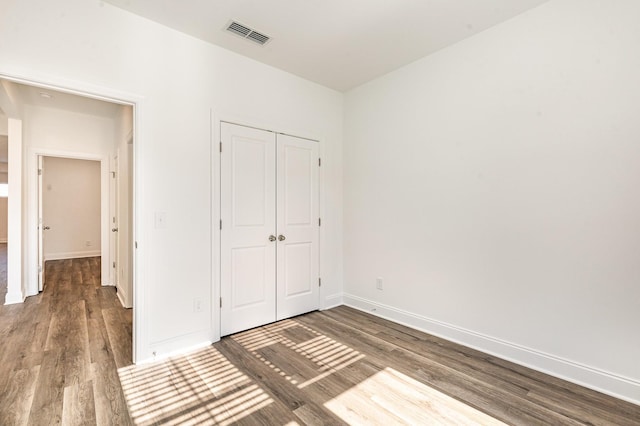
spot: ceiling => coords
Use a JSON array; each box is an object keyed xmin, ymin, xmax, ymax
[
  {"xmin": 104, "ymin": 0, "xmax": 549, "ymax": 91},
  {"xmin": 0, "ymin": 79, "xmax": 123, "ymax": 119}
]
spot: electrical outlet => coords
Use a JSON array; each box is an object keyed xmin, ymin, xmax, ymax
[{"xmin": 376, "ymin": 277, "xmax": 383, "ymax": 290}]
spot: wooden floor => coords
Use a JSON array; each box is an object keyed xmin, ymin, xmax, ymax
[
  {"xmin": 2, "ymin": 257, "xmax": 639, "ymax": 425},
  {"xmin": 0, "ymin": 257, "xmax": 133, "ymax": 425},
  {"xmin": 0, "ymin": 243, "xmax": 7, "ymax": 305},
  {"xmin": 117, "ymin": 310, "xmax": 640, "ymax": 426}
]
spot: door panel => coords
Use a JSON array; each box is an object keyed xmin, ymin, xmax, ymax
[
  {"xmin": 283, "ymin": 242, "xmax": 312, "ymax": 297},
  {"xmin": 221, "ymin": 123, "xmax": 276, "ymax": 336},
  {"xmin": 232, "ymin": 246, "xmax": 267, "ymax": 307},
  {"xmin": 276, "ymin": 134, "xmax": 319, "ymax": 320}
]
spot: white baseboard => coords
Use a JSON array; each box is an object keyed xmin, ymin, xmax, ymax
[
  {"xmin": 140, "ymin": 330, "xmax": 213, "ymax": 365},
  {"xmin": 343, "ymin": 293, "xmax": 640, "ymax": 406},
  {"xmin": 0, "ymin": 238, "xmax": 7, "ymax": 243},
  {"xmin": 116, "ymin": 289, "xmax": 127, "ymax": 308},
  {"xmin": 4, "ymin": 291, "xmax": 25, "ymax": 305},
  {"xmin": 45, "ymin": 250, "xmax": 101, "ymax": 261},
  {"xmin": 322, "ymin": 292, "xmax": 343, "ymax": 310},
  {"xmin": 116, "ymin": 285, "xmax": 132, "ymax": 308}
]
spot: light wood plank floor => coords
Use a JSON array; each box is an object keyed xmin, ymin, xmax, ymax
[
  {"xmin": 120, "ymin": 309, "xmax": 640, "ymax": 425},
  {"xmin": 2, "ymin": 256, "xmax": 639, "ymax": 425},
  {"xmin": 0, "ymin": 257, "xmax": 133, "ymax": 426}
]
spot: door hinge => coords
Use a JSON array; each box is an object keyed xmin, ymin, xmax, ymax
[
  {"xmin": 38, "ymin": 169, "xmax": 42, "ymax": 176},
  {"xmin": 219, "ymin": 142, "xmax": 222, "ymax": 153},
  {"xmin": 38, "ymin": 266, "xmax": 42, "ymax": 273},
  {"xmin": 135, "ymin": 241, "xmax": 138, "ymax": 249},
  {"xmin": 319, "ymin": 158, "xmax": 321, "ymax": 167},
  {"xmin": 220, "ymin": 297, "xmax": 222, "ymax": 308},
  {"xmin": 113, "ymin": 261, "xmax": 116, "ymax": 268},
  {"xmin": 111, "ymin": 171, "xmax": 116, "ymax": 178},
  {"xmin": 319, "ymin": 278, "xmax": 322, "ymax": 287},
  {"xmin": 220, "ymin": 220, "xmax": 222, "ymax": 230},
  {"xmin": 318, "ymin": 218, "xmax": 321, "ymax": 227}
]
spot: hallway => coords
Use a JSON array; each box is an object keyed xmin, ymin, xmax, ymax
[{"xmin": 0, "ymin": 257, "xmax": 132, "ymax": 425}]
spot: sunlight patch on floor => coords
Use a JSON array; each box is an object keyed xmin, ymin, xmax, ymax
[
  {"xmin": 324, "ymin": 367, "xmax": 507, "ymax": 425},
  {"xmin": 233, "ymin": 319, "xmax": 364, "ymax": 388},
  {"xmin": 118, "ymin": 346, "xmax": 273, "ymax": 425}
]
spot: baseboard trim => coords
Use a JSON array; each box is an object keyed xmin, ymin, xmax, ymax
[
  {"xmin": 0, "ymin": 238, "xmax": 7, "ymax": 243},
  {"xmin": 116, "ymin": 290, "xmax": 127, "ymax": 308},
  {"xmin": 45, "ymin": 250, "xmax": 101, "ymax": 261},
  {"xmin": 322, "ymin": 292, "xmax": 343, "ymax": 310},
  {"xmin": 137, "ymin": 339, "xmax": 213, "ymax": 365},
  {"xmin": 343, "ymin": 293, "xmax": 640, "ymax": 406},
  {"xmin": 4, "ymin": 292, "xmax": 25, "ymax": 305}
]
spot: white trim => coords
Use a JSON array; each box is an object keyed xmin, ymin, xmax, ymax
[
  {"xmin": 343, "ymin": 293, "xmax": 640, "ymax": 406},
  {"xmin": 322, "ymin": 292, "xmax": 343, "ymax": 310},
  {"xmin": 0, "ymin": 69, "xmax": 144, "ymax": 364},
  {"xmin": 27, "ymin": 149, "xmax": 110, "ymax": 294},
  {"xmin": 210, "ymin": 109, "xmax": 220, "ymax": 343},
  {"xmin": 139, "ymin": 339, "xmax": 213, "ymax": 366},
  {"xmin": 116, "ymin": 289, "xmax": 128, "ymax": 309},
  {"xmin": 5, "ymin": 118, "xmax": 23, "ymax": 305},
  {"xmin": 44, "ymin": 250, "xmax": 102, "ymax": 261}
]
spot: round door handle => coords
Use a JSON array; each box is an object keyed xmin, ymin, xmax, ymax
[
  {"xmin": 278, "ymin": 235, "xmax": 286, "ymax": 241},
  {"xmin": 268, "ymin": 235, "xmax": 276, "ymax": 242},
  {"xmin": 112, "ymin": 228, "xmax": 119, "ymax": 232},
  {"xmin": 43, "ymin": 226, "xmax": 51, "ymax": 230}
]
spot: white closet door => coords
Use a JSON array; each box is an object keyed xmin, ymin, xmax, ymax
[
  {"xmin": 276, "ymin": 134, "xmax": 319, "ymax": 320},
  {"xmin": 221, "ymin": 123, "xmax": 277, "ymax": 336}
]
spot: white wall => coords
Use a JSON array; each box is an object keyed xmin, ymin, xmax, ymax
[
  {"xmin": 0, "ymin": 0, "xmax": 343, "ymax": 361},
  {"xmin": 42, "ymin": 157, "xmax": 101, "ymax": 260},
  {"xmin": 344, "ymin": 0, "xmax": 640, "ymax": 404},
  {"xmin": 23, "ymin": 105, "xmax": 116, "ymax": 156}
]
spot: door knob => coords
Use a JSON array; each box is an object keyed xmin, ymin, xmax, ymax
[
  {"xmin": 43, "ymin": 226, "xmax": 51, "ymax": 230},
  {"xmin": 112, "ymin": 228, "xmax": 119, "ymax": 232},
  {"xmin": 278, "ymin": 235, "xmax": 286, "ymax": 241},
  {"xmin": 268, "ymin": 235, "xmax": 276, "ymax": 242}
]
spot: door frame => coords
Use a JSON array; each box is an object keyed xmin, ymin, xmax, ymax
[
  {"xmin": 0, "ymin": 70, "xmax": 143, "ymax": 363},
  {"xmin": 29, "ymin": 150, "xmax": 110, "ymax": 291},
  {"xmin": 212, "ymin": 111, "xmax": 325, "ymax": 342},
  {"xmin": 110, "ymin": 152, "xmax": 119, "ymax": 291}
]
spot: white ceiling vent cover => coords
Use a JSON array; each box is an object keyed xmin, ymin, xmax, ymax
[{"xmin": 225, "ymin": 21, "xmax": 271, "ymax": 46}]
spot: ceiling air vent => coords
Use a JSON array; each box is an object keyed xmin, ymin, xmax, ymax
[{"xmin": 225, "ymin": 20, "xmax": 271, "ymax": 46}]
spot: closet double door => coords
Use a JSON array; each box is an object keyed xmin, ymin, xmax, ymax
[{"xmin": 220, "ymin": 122, "xmax": 320, "ymax": 336}]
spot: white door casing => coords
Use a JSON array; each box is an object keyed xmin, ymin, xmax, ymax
[
  {"xmin": 37, "ymin": 155, "xmax": 44, "ymax": 291},
  {"xmin": 116, "ymin": 141, "xmax": 133, "ymax": 308},
  {"xmin": 111, "ymin": 153, "xmax": 118, "ymax": 289},
  {"xmin": 220, "ymin": 123, "xmax": 277, "ymax": 336},
  {"xmin": 276, "ymin": 134, "xmax": 320, "ymax": 320},
  {"xmin": 220, "ymin": 122, "xmax": 320, "ymax": 335}
]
